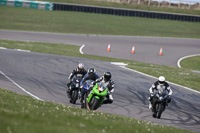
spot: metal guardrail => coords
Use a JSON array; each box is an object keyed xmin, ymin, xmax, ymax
[{"xmin": 53, "ymin": 3, "xmax": 200, "ymax": 22}]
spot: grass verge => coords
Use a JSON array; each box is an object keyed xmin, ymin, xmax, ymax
[
  {"xmin": 0, "ymin": 6, "xmax": 200, "ymax": 38},
  {"xmin": 0, "ymin": 88, "xmax": 194, "ymax": 133},
  {"xmin": 0, "ymin": 39, "xmax": 199, "ymax": 92},
  {"xmin": 180, "ymin": 56, "xmax": 200, "ymax": 71}
]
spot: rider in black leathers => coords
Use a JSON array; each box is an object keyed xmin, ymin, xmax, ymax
[
  {"xmin": 66, "ymin": 63, "xmax": 87, "ymax": 95},
  {"xmin": 148, "ymin": 76, "xmax": 172, "ymax": 109}
]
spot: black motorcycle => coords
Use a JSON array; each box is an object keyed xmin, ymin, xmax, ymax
[
  {"xmin": 151, "ymin": 87, "xmax": 168, "ymax": 119},
  {"xmin": 68, "ymin": 75, "xmax": 82, "ymax": 104}
]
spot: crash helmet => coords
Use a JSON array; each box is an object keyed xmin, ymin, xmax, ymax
[
  {"xmin": 158, "ymin": 76, "xmax": 165, "ymax": 84},
  {"xmin": 104, "ymin": 71, "xmax": 112, "ymax": 82},
  {"xmin": 78, "ymin": 63, "xmax": 84, "ymax": 71},
  {"xmin": 88, "ymin": 68, "xmax": 96, "ymax": 77}
]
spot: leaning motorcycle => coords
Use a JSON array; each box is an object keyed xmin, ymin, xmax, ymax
[
  {"xmin": 81, "ymin": 80, "xmax": 94, "ymax": 108},
  {"xmin": 152, "ymin": 87, "xmax": 168, "ymax": 119},
  {"xmin": 86, "ymin": 81, "xmax": 108, "ymax": 110},
  {"xmin": 68, "ymin": 75, "xmax": 82, "ymax": 104}
]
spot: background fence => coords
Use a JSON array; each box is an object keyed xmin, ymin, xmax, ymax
[
  {"xmin": 1, "ymin": 0, "xmax": 200, "ymax": 22},
  {"xmin": 53, "ymin": 3, "xmax": 200, "ymax": 22}
]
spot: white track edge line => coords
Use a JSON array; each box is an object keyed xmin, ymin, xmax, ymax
[
  {"xmin": 177, "ymin": 54, "xmax": 200, "ymax": 68},
  {"xmin": 119, "ymin": 66, "xmax": 200, "ymax": 94},
  {"xmin": 0, "ymin": 70, "xmax": 44, "ymax": 101},
  {"xmin": 16, "ymin": 49, "xmax": 31, "ymax": 52},
  {"xmin": 0, "ymin": 47, "xmax": 7, "ymax": 49},
  {"xmin": 79, "ymin": 44, "xmax": 85, "ymax": 54}
]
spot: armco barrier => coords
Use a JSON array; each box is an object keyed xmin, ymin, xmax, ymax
[
  {"xmin": 0, "ymin": 0, "xmax": 53, "ymax": 10},
  {"xmin": 53, "ymin": 3, "xmax": 200, "ymax": 22}
]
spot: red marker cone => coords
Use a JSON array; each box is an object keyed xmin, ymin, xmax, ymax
[
  {"xmin": 159, "ymin": 47, "xmax": 163, "ymax": 55},
  {"xmin": 107, "ymin": 43, "xmax": 111, "ymax": 52},
  {"xmin": 131, "ymin": 45, "xmax": 135, "ymax": 54}
]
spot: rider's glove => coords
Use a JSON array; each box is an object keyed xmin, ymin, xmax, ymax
[
  {"xmin": 110, "ymin": 89, "xmax": 114, "ymax": 93},
  {"xmin": 80, "ymin": 85, "xmax": 83, "ymax": 89},
  {"xmin": 89, "ymin": 84, "xmax": 93, "ymax": 88}
]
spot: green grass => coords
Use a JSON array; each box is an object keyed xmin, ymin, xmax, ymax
[
  {"xmin": 42, "ymin": 0, "xmax": 200, "ymax": 15},
  {"xmin": 1, "ymin": 6, "xmax": 200, "ymax": 38},
  {"xmin": 0, "ymin": 39, "xmax": 199, "ymax": 92},
  {"xmin": 180, "ymin": 56, "xmax": 200, "ymax": 71},
  {"xmin": 0, "ymin": 88, "xmax": 194, "ymax": 133}
]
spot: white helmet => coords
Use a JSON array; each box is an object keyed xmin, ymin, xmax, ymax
[
  {"xmin": 78, "ymin": 63, "xmax": 84, "ymax": 71},
  {"xmin": 158, "ymin": 76, "xmax": 165, "ymax": 84}
]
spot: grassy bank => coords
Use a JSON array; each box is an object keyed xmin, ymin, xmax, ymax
[
  {"xmin": 0, "ymin": 39, "xmax": 199, "ymax": 91},
  {"xmin": 42, "ymin": 0, "xmax": 200, "ymax": 15},
  {"xmin": 180, "ymin": 55, "xmax": 200, "ymax": 71},
  {"xmin": 0, "ymin": 88, "xmax": 193, "ymax": 133},
  {"xmin": 0, "ymin": 6, "xmax": 200, "ymax": 38}
]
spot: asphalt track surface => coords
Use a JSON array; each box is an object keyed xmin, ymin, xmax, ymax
[
  {"xmin": 0, "ymin": 30, "xmax": 200, "ymax": 132},
  {"xmin": 1, "ymin": 30, "xmax": 200, "ymax": 67}
]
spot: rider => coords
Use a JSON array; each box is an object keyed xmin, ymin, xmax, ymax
[
  {"xmin": 89, "ymin": 71, "xmax": 115, "ymax": 104},
  {"xmin": 80, "ymin": 68, "xmax": 99, "ymax": 104},
  {"xmin": 148, "ymin": 76, "xmax": 172, "ymax": 109},
  {"xmin": 66, "ymin": 63, "xmax": 87, "ymax": 94}
]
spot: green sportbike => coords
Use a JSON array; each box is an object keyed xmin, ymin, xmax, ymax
[{"xmin": 86, "ymin": 81, "xmax": 108, "ymax": 110}]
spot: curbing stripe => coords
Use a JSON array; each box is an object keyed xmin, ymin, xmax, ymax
[
  {"xmin": 177, "ymin": 54, "xmax": 200, "ymax": 68},
  {"xmin": 79, "ymin": 44, "xmax": 85, "ymax": 54}
]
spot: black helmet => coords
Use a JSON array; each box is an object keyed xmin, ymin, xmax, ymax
[
  {"xmin": 88, "ymin": 68, "xmax": 96, "ymax": 77},
  {"xmin": 104, "ymin": 71, "xmax": 111, "ymax": 82}
]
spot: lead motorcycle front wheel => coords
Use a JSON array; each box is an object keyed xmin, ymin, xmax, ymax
[
  {"xmin": 91, "ymin": 97, "xmax": 101, "ymax": 110},
  {"xmin": 157, "ymin": 104, "xmax": 164, "ymax": 119}
]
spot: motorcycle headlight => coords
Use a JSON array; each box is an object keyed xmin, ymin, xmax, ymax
[
  {"xmin": 76, "ymin": 83, "xmax": 79, "ymax": 88},
  {"xmin": 159, "ymin": 97, "xmax": 163, "ymax": 101}
]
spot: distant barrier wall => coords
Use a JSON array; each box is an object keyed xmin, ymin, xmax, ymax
[
  {"xmin": 0, "ymin": 0, "xmax": 53, "ymax": 10},
  {"xmin": 53, "ymin": 3, "xmax": 200, "ymax": 22}
]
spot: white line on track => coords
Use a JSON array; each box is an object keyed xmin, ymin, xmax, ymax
[
  {"xmin": 0, "ymin": 47, "xmax": 7, "ymax": 49},
  {"xmin": 115, "ymin": 65, "xmax": 200, "ymax": 94},
  {"xmin": 0, "ymin": 70, "xmax": 44, "ymax": 101},
  {"xmin": 79, "ymin": 44, "xmax": 85, "ymax": 54},
  {"xmin": 177, "ymin": 54, "xmax": 200, "ymax": 68},
  {"xmin": 16, "ymin": 49, "xmax": 30, "ymax": 52}
]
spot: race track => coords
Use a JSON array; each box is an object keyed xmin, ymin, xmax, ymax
[
  {"xmin": 0, "ymin": 30, "xmax": 200, "ymax": 132},
  {"xmin": 1, "ymin": 30, "xmax": 200, "ymax": 67}
]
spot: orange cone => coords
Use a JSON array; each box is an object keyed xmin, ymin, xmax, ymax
[
  {"xmin": 107, "ymin": 43, "xmax": 111, "ymax": 52},
  {"xmin": 131, "ymin": 45, "xmax": 135, "ymax": 54},
  {"xmin": 159, "ymin": 47, "xmax": 163, "ymax": 55}
]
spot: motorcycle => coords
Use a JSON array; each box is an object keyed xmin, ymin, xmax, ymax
[
  {"xmin": 81, "ymin": 80, "xmax": 94, "ymax": 108},
  {"xmin": 86, "ymin": 81, "xmax": 108, "ymax": 110},
  {"xmin": 68, "ymin": 74, "xmax": 82, "ymax": 104},
  {"xmin": 151, "ymin": 87, "xmax": 169, "ymax": 119}
]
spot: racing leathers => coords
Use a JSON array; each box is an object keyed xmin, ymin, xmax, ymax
[
  {"xmin": 148, "ymin": 81, "xmax": 172, "ymax": 109},
  {"xmin": 90, "ymin": 76, "xmax": 115, "ymax": 104},
  {"xmin": 67, "ymin": 68, "xmax": 87, "ymax": 94}
]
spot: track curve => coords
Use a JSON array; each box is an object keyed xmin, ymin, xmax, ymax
[
  {"xmin": 1, "ymin": 30, "xmax": 200, "ymax": 67},
  {"xmin": 0, "ymin": 49, "xmax": 200, "ymax": 132}
]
